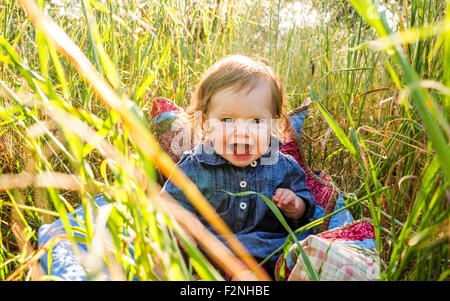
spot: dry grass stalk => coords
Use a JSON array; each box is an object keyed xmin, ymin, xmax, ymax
[
  {"xmin": 16, "ymin": 0, "xmax": 268, "ymax": 280},
  {"xmin": 0, "ymin": 172, "xmax": 81, "ymax": 191},
  {"xmin": 9, "ymin": 223, "xmax": 45, "ymax": 280},
  {"xmin": 5, "ymin": 234, "xmax": 66, "ymax": 281}
]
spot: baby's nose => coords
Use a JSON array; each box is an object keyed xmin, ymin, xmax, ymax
[{"xmin": 233, "ymin": 119, "xmax": 250, "ymax": 136}]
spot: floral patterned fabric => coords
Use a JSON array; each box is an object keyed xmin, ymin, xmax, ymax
[
  {"xmin": 281, "ymin": 220, "xmax": 380, "ymax": 281},
  {"xmin": 150, "ymin": 97, "xmax": 197, "ymax": 164},
  {"xmin": 279, "ymin": 141, "xmax": 332, "ymax": 208}
]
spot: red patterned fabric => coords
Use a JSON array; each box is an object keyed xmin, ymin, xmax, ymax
[
  {"xmin": 279, "ymin": 141, "xmax": 333, "ymax": 209},
  {"xmin": 275, "ymin": 255, "xmax": 292, "ymax": 280},
  {"xmin": 318, "ymin": 221, "xmax": 375, "ymax": 241},
  {"xmin": 150, "ymin": 97, "xmax": 194, "ymax": 164},
  {"xmin": 274, "ymin": 221, "xmax": 377, "ymax": 281},
  {"xmin": 151, "ymin": 97, "xmax": 181, "ymax": 117}
]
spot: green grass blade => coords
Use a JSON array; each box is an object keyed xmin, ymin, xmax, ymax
[
  {"xmin": 309, "ymin": 86, "xmax": 358, "ymax": 157},
  {"xmin": 349, "ymin": 0, "xmax": 450, "ymax": 184}
]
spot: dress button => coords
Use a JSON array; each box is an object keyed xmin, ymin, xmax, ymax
[
  {"xmin": 239, "ymin": 202, "xmax": 247, "ymax": 210},
  {"xmin": 250, "ymin": 161, "xmax": 257, "ymax": 167},
  {"xmin": 239, "ymin": 180, "xmax": 247, "ymax": 188}
]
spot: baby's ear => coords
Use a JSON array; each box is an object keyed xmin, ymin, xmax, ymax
[{"xmin": 201, "ymin": 114, "xmax": 213, "ymax": 136}]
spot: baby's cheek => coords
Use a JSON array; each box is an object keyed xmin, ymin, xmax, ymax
[
  {"xmin": 211, "ymin": 136, "xmax": 227, "ymax": 154},
  {"xmin": 206, "ymin": 122, "xmax": 224, "ymax": 143},
  {"xmin": 256, "ymin": 129, "xmax": 271, "ymax": 153}
]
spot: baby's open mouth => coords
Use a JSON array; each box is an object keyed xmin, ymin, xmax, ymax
[{"xmin": 229, "ymin": 143, "xmax": 252, "ymax": 156}]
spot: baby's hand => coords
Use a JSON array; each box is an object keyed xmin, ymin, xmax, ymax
[{"xmin": 272, "ymin": 188, "xmax": 306, "ymax": 220}]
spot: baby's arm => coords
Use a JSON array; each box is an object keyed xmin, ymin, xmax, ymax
[
  {"xmin": 271, "ymin": 188, "xmax": 306, "ymax": 220},
  {"xmin": 161, "ymin": 152, "xmax": 197, "ymax": 214}
]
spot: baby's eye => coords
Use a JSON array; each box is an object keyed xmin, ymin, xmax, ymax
[
  {"xmin": 222, "ymin": 117, "xmax": 234, "ymax": 123},
  {"xmin": 251, "ymin": 118, "xmax": 262, "ymax": 124}
]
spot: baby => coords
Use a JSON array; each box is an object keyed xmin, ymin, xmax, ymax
[{"xmin": 162, "ymin": 55, "xmax": 315, "ymax": 275}]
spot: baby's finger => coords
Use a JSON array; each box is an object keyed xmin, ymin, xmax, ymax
[
  {"xmin": 273, "ymin": 189, "xmax": 284, "ymax": 203},
  {"xmin": 272, "ymin": 193, "xmax": 280, "ymax": 203},
  {"xmin": 281, "ymin": 191, "xmax": 294, "ymax": 205},
  {"xmin": 274, "ymin": 188, "xmax": 284, "ymax": 198},
  {"xmin": 294, "ymin": 198, "xmax": 300, "ymax": 210},
  {"xmin": 275, "ymin": 197, "xmax": 286, "ymax": 209}
]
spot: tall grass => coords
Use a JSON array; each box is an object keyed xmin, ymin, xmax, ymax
[{"xmin": 0, "ymin": 0, "xmax": 448, "ymax": 281}]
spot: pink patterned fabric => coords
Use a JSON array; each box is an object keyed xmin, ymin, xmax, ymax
[
  {"xmin": 280, "ymin": 141, "xmax": 333, "ymax": 209},
  {"xmin": 150, "ymin": 97, "xmax": 194, "ymax": 164},
  {"xmin": 151, "ymin": 97, "xmax": 181, "ymax": 117},
  {"xmin": 275, "ymin": 221, "xmax": 378, "ymax": 281},
  {"xmin": 286, "ymin": 230, "xmax": 380, "ymax": 281},
  {"xmin": 318, "ymin": 221, "xmax": 375, "ymax": 241}
]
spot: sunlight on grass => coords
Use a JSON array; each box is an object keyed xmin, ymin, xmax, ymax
[{"xmin": 0, "ymin": 0, "xmax": 448, "ymax": 281}]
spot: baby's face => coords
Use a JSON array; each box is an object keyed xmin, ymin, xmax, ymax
[{"xmin": 204, "ymin": 81, "xmax": 274, "ymax": 167}]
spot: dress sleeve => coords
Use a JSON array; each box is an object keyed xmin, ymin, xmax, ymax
[
  {"xmin": 282, "ymin": 155, "xmax": 316, "ymax": 228},
  {"xmin": 160, "ymin": 152, "xmax": 198, "ymax": 214}
]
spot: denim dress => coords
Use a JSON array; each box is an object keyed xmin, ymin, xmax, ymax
[{"xmin": 162, "ymin": 136, "xmax": 315, "ymax": 268}]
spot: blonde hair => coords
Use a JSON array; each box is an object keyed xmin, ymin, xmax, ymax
[{"xmin": 187, "ymin": 55, "xmax": 290, "ymax": 137}]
